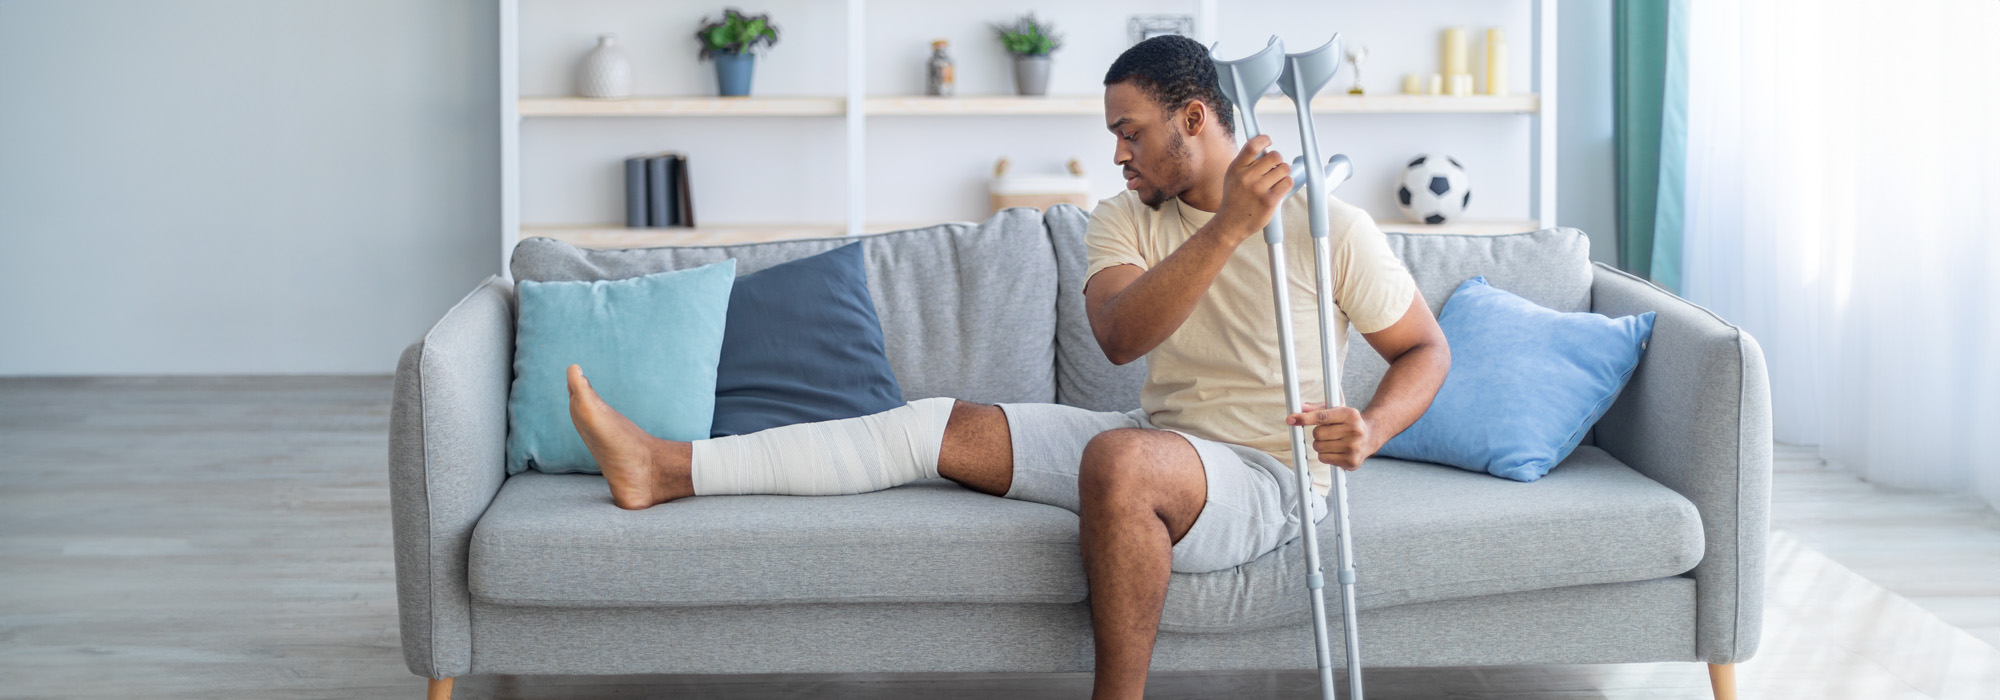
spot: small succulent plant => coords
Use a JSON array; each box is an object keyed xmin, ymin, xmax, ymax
[
  {"xmin": 696, "ymin": 8, "xmax": 779, "ymax": 60},
  {"xmin": 991, "ymin": 13, "xmax": 1062, "ymax": 57}
]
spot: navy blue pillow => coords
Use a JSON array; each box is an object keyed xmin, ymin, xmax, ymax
[{"xmin": 710, "ymin": 243, "xmax": 905, "ymax": 437}]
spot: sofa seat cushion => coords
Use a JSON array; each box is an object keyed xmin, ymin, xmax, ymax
[
  {"xmin": 1158, "ymin": 446, "xmax": 1704, "ymax": 632},
  {"xmin": 469, "ymin": 475, "xmax": 1089, "ymax": 607},
  {"xmin": 470, "ymin": 446, "xmax": 1702, "ymax": 625}
]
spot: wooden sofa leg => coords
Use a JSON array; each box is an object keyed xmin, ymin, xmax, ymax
[
  {"xmin": 1707, "ymin": 663, "xmax": 1736, "ymax": 700},
  {"xmin": 427, "ymin": 677, "xmax": 454, "ymax": 700}
]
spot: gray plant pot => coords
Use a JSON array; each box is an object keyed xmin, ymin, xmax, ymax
[
  {"xmin": 714, "ymin": 51, "xmax": 755, "ymax": 97},
  {"xmin": 1013, "ymin": 55, "xmax": 1051, "ymax": 96}
]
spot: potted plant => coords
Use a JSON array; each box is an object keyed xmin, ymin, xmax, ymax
[
  {"xmin": 991, "ymin": 13, "xmax": 1062, "ymax": 96},
  {"xmin": 696, "ymin": 8, "xmax": 779, "ymax": 97}
]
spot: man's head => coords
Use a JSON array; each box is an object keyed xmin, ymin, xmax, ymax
[{"xmin": 1102, "ymin": 34, "xmax": 1238, "ymax": 209}]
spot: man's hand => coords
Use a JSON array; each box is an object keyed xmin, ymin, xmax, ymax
[
  {"xmin": 1286, "ymin": 402, "xmax": 1375, "ymax": 471},
  {"xmin": 1213, "ymin": 135, "xmax": 1293, "ymax": 244}
]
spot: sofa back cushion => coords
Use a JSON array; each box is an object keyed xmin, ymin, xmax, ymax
[
  {"xmin": 1342, "ymin": 227, "xmax": 1595, "ymax": 408},
  {"xmin": 510, "ymin": 208, "xmax": 1060, "ymax": 405},
  {"xmin": 1045, "ymin": 204, "xmax": 1149, "ymax": 413}
]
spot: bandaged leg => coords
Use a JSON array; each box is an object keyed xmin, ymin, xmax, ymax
[{"xmin": 689, "ymin": 397, "xmax": 957, "ymax": 496}]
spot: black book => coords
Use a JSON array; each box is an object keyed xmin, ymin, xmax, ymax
[
  {"xmin": 645, "ymin": 154, "xmax": 678, "ymax": 228},
  {"xmin": 623, "ymin": 156, "xmax": 648, "ymax": 228},
  {"xmin": 670, "ymin": 154, "xmax": 695, "ymax": 227}
]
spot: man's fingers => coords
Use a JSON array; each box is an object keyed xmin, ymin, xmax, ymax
[
  {"xmin": 1270, "ymin": 176, "xmax": 1295, "ymax": 199},
  {"xmin": 1240, "ymin": 148, "xmax": 1286, "ymax": 175},
  {"xmin": 1312, "ymin": 431, "xmax": 1361, "ymax": 451},
  {"xmin": 1288, "ymin": 406, "xmax": 1360, "ymax": 426},
  {"xmin": 1235, "ymin": 135, "xmax": 1273, "ymax": 165},
  {"xmin": 1315, "ymin": 451, "xmax": 1363, "ymax": 470}
]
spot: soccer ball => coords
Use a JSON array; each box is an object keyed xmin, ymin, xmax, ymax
[{"xmin": 1395, "ymin": 154, "xmax": 1472, "ymax": 225}]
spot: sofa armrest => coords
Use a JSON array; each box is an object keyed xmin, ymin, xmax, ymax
[
  {"xmin": 1589, "ymin": 263, "xmax": 1771, "ymax": 664},
  {"xmin": 389, "ymin": 276, "xmax": 515, "ymax": 679}
]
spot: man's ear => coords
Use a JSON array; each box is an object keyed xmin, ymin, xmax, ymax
[{"xmin": 1181, "ymin": 99, "xmax": 1208, "ymax": 137}]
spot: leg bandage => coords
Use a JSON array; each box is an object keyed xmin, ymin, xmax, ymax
[{"xmin": 689, "ymin": 397, "xmax": 957, "ymax": 496}]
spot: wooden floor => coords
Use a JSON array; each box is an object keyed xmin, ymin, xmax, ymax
[{"xmin": 2, "ymin": 376, "xmax": 1997, "ymax": 699}]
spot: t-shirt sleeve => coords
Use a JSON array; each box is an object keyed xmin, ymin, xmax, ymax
[
  {"xmin": 1084, "ymin": 196, "xmax": 1149, "ymax": 281},
  {"xmin": 1334, "ymin": 205, "xmax": 1419, "ymax": 334}
]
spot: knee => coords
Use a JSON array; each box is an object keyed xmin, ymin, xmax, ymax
[
  {"xmin": 947, "ymin": 399, "xmax": 998, "ymax": 425},
  {"xmin": 1079, "ymin": 428, "xmax": 1155, "ymax": 502}
]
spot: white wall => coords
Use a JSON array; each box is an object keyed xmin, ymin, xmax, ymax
[
  {"xmin": 0, "ymin": 0, "xmax": 498, "ymax": 375},
  {"xmin": 0, "ymin": 0, "xmax": 1615, "ymax": 375}
]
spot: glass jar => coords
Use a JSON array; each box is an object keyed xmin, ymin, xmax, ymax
[{"xmin": 925, "ymin": 39, "xmax": 955, "ymax": 96}]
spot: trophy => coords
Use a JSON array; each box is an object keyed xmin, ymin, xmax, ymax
[{"xmin": 1346, "ymin": 44, "xmax": 1368, "ymax": 95}]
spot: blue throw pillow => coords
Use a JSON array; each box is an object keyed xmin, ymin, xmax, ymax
[
  {"xmin": 506, "ymin": 259, "xmax": 736, "ymax": 475},
  {"xmin": 711, "ymin": 243, "xmax": 904, "ymax": 437},
  {"xmin": 1377, "ymin": 276, "xmax": 1655, "ymax": 482}
]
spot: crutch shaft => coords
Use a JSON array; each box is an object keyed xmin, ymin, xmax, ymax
[
  {"xmin": 1312, "ymin": 236, "xmax": 1366, "ymax": 700},
  {"xmin": 1266, "ymin": 241, "xmax": 1340, "ymax": 700}
]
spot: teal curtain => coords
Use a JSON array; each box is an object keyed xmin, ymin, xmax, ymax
[{"xmin": 1615, "ymin": 0, "xmax": 1688, "ymax": 291}]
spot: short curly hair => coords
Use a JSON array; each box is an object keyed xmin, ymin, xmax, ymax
[{"xmin": 1102, "ymin": 34, "xmax": 1235, "ymax": 138}]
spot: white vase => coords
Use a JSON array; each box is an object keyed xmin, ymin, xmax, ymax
[{"xmin": 577, "ymin": 34, "xmax": 632, "ymax": 99}]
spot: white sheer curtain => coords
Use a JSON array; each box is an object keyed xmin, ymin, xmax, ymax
[{"xmin": 1679, "ymin": 0, "xmax": 2000, "ymax": 508}]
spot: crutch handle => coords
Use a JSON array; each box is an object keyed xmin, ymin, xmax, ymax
[{"xmin": 1289, "ymin": 154, "xmax": 1355, "ymax": 198}]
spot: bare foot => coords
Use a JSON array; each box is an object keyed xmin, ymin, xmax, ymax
[{"xmin": 567, "ymin": 364, "xmax": 694, "ymax": 510}]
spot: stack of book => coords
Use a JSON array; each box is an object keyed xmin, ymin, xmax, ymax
[{"xmin": 624, "ymin": 152, "xmax": 695, "ymax": 228}]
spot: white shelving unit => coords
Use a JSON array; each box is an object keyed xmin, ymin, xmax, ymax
[
  {"xmin": 499, "ymin": 0, "xmax": 1558, "ymax": 265},
  {"xmin": 518, "ymin": 93, "xmax": 1540, "ymax": 118}
]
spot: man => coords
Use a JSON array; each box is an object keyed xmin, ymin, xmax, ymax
[{"xmin": 567, "ymin": 34, "xmax": 1448, "ymax": 700}]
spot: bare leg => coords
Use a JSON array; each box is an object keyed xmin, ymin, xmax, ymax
[
  {"xmin": 1076, "ymin": 428, "xmax": 1209, "ymax": 700},
  {"xmin": 936, "ymin": 401, "xmax": 1014, "ymax": 496},
  {"xmin": 572, "ymin": 364, "xmax": 1011, "ymax": 508},
  {"xmin": 567, "ymin": 365, "xmax": 694, "ymax": 510}
]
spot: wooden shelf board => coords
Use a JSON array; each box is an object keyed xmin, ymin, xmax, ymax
[
  {"xmin": 1268, "ymin": 93, "xmax": 1541, "ymax": 115},
  {"xmin": 518, "ymin": 96, "xmax": 845, "ymax": 117},
  {"xmin": 518, "ymin": 94, "xmax": 1538, "ymax": 118},
  {"xmin": 1376, "ymin": 218, "xmax": 1543, "ymax": 236},
  {"xmin": 528, "ymin": 218, "xmax": 1541, "ymax": 248},
  {"xmin": 523, "ymin": 222, "xmax": 950, "ymax": 248},
  {"xmin": 866, "ymin": 95, "xmax": 1102, "ymax": 116}
]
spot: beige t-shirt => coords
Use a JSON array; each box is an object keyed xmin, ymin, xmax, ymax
[{"xmin": 1084, "ymin": 189, "xmax": 1417, "ymax": 497}]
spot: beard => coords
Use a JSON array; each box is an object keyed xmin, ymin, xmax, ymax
[{"xmin": 1138, "ymin": 129, "xmax": 1191, "ymax": 210}]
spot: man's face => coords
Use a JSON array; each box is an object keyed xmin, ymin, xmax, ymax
[{"xmin": 1104, "ymin": 82, "xmax": 1194, "ymax": 210}]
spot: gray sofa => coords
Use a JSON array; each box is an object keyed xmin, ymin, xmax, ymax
[{"xmin": 389, "ymin": 205, "xmax": 1769, "ymax": 697}]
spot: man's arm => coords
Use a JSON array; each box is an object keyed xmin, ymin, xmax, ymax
[
  {"xmin": 1085, "ymin": 136, "xmax": 1293, "ymax": 365},
  {"xmin": 1288, "ymin": 291, "xmax": 1450, "ymax": 470}
]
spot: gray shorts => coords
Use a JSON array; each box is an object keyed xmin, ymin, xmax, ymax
[{"xmin": 996, "ymin": 402, "xmax": 1328, "ymax": 574}]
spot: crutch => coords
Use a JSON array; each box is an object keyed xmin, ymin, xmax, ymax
[
  {"xmin": 1210, "ymin": 36, "xmax": 1361, "ymax": 700},
  {"xmin": 1279, "ymin": 35, "xmax": 1365, "ymax": 700}
]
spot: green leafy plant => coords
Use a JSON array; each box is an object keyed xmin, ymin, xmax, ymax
[
  {"xmin": 696, "ymin": 8, "xmax": 779, "ymax": 60},
  {"xmin": 990, "ymin": 13, "xmax": 1063, "ymax": 57}
]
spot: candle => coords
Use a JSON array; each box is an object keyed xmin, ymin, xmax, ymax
[
  {"xmin": 1449, "ymin": 73, "xmax": 1473, "ymax": 96},
  {"xmin": 1485, "ymin": 28, "xmax": 1508, "ymax": 95},
  {"xmin": 1426, "ymin": 73, "xmax": 1443, "ymax": 95},
  {"xmin": 1403, "ymin": 73, "xmax": 1424, "ymax": 95},
  {"xmin": 1442, "ymin": 27, "xmax": 1469, "ymax": 77}
]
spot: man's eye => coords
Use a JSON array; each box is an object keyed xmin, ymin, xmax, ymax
[{"xmin": 1122, "ymin": 132, "xmax": 1136, "ymax": 141}]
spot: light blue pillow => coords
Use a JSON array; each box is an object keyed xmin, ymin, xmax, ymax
[
  {"xmin": 1377, "ymin": 276, "xmax": 1655, "ymax": 482},
  {"xmin": 506, "ymin": 259, "xmax": 736, "ymax": 475}
]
